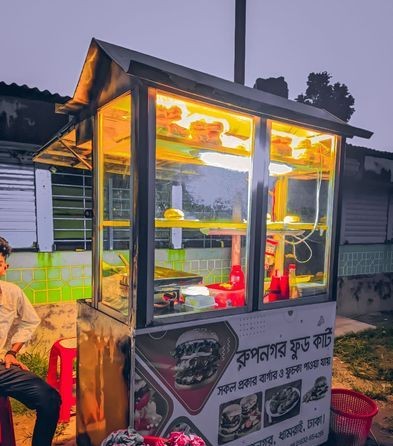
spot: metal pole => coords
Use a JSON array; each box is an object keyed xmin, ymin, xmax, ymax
[{"xmin": 234, "ymin": 0, "xmax": 246, "ymax": 84}]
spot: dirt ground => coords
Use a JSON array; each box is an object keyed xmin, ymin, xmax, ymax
[
  {"xmin": 333, "ymin": 310, "xmax": 393, "ymax": 446},
  {"xmin": 13, "ymin": 413, "xmax": 76, "ymax": 445},
  {"xmin": 333, "ymin": 357, "xmax": 393, "ymax": 446}
]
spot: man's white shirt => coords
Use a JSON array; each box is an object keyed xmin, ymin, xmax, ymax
[{"xmin": 0, "ymin": 280, "xmax": 40, "ymax": 349}]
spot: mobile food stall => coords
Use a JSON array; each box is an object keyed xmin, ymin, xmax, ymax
[{"xmin": 35, "ymin": 39, "xmax": 372, "ymax": 446}]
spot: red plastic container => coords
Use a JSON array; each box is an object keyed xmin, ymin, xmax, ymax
[
  {"xmin": 229, "ymin": 265, "xmax": 245, "ymax": 288},
  {"xmin": 144, "ymin": 436, "xmax": 167, "ymax": 446},
  {"xmin": 207, "ymin": 284, "xmax": 245, "ymax": 307},
  {"xmin": 330, "ymin": 388, "xmax": 378, "ymax": 446}
]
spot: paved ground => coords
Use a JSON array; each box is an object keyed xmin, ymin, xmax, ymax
[
  {"xmin": 355, "ymin": 311, "xmax": 393, "ymax": 330},
  {"xmin": 335, "ymin": 314, "xmax": 376, "ymax": 337}
]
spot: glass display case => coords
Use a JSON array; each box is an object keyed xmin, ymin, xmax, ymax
[{"xmin": 34, "ymin": 39, "xmax": 372, "ymax": 446}]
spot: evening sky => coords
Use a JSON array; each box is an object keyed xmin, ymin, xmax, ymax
[{"xmin": 0, "ymin": 0, "xmax": 391, "ymax": 150}]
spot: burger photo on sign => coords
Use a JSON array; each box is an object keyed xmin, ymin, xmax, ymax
[
  {"xmin": 172, "ymin": 329, "xmax": 221, "ymax": 389},
  {"xmin": 219, "ymin": 404, "xmax": 242, "ymax": 441},
  {"xmin": 218, "ymin": 392, "xmax": 262, "ymax": 444},
  {"xmin": 238, "ymin": 393, "xmax": 261, "ymax": 434}
]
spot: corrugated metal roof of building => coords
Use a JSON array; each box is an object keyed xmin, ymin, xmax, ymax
[
  {"xmin": 0, "ymin": 81, "xmax": 70, "ymax": 104},
  {"xmin": 346, "ymin": 143, "xmax": 393, "ymax": 160}
]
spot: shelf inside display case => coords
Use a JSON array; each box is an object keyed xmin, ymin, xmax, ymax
[
  {"xmin": 155, "ymin": 219, "xmax": 247, "ymax": 229},
  {"xmin": 103, "ymin": 219, "xmax": 327, "ymax": 233},
  {"xmin": 157, "ymin": 136, "xmax": 250, "ymax": 158}
]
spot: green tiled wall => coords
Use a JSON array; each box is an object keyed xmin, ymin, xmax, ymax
[
  {"xmin": 5, "ymin": 252, "xmax": 92, "ymax": 305},
  {"xmin": 338, "ymin": 244, "xmax": 393, "ymax": 276},
  {"xmin": 156, "ymin": 248, "xmax": 245, "ymax": 284},
  {"xmin": 4, "ymin": 245, "xmax": 393, "ymax": 304}
]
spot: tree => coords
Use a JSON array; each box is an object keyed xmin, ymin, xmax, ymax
[
  {"xmin": 296, "ymin": 72, "xmax": 355, "ymax": 122},
  {"xmin": 254, "ymin": 76, "xmax": 289, "ymax": 99}
]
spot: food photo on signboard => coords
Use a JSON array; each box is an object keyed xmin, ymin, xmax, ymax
[
  {"xmin": 218, "ymin": 392, "xmax": 262, "ymax": 444},
  {"xmin": 172, "ymin": 328, "xmax": 222, "ymax": 389},
  {"xmin": 263, "ymin": 380, "xmax": 302, "ymax": 427},
  {"xmin": 134, "ymin": 364, "xmax": 173, "ymax": 436},
  {"xmin": 136, "ymin": 322, "xmax": 238, "ymax": 415},
  {"xmin": 303, "ymin": 376, "xmax": 329, "ymax": 403}
]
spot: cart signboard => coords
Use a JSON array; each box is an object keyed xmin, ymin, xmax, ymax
[{"xmin": 136, "ymin": 302, "xmax": 334, "ymax": 446}]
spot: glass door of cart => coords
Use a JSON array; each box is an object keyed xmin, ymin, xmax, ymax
[
  {"xmin": 151, "ymin": 90, "xmax": 257, "ymax": 321},
  {"xmin": 262, "ymin": 121, "xmax": 338, "ymax": 306}
]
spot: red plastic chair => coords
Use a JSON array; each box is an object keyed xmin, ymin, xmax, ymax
[
  {"xmin": 46, "ymin": 338, "xmax": 77, "ymax": 423},
  {"xmin": 0, "ymin": 396, "xmax": 16, "ymax": 446}
]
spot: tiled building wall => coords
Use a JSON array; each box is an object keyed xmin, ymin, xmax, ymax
[
  {"xmin": 5, "ymin": 245, "xmax": 393, "ymax": 305},
  {"xmin": 5, "ymin": 251, "xmax": 92, "ymax": 304},
  {"xmin": 338, "ymin": 244, "xmax": 393, "ymax": 276}
]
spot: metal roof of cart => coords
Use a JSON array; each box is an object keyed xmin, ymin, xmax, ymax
[{"xmin": 54, "ymin": 38, "xmax": 371, "ymax": 140}]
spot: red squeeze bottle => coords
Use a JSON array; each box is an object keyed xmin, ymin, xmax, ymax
[
  {"xmin": 280, "ymin": 273, "xmax": 289, "ymax": 299},
  {"xmin": 229, "ymin": 265, "xmax": 245, "ymax": 289},
  {"xmin": 268, "ymin": 270, "xmax": 281, "ymax": 302}
]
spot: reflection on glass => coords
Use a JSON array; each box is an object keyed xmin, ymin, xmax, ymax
[
  {"xmin": 264, "ymin": 122, "xmax": 337, "ymax": 304},
  {"xmin": 98, "ymin": 93, "xmax": 132, "ymax": 315},
  {"xmin": 153, "ymin": 91, "xmax": 255, "ymax": 318}
]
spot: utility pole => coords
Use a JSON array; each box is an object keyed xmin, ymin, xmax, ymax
[{"xmin": 234, "ymin": 0, "xmax": 246, "ymax": 85}]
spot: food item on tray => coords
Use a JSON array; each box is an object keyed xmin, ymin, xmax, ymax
[
  {"xmin": 268, "ymin": 386, "xmax": 300, "ymax": 416},
  {"xmin": 164, "ymin": 208, "xmax": 185, "ymax": 220},
  {"xmin": 271, "ymin": 136, "xmax": 292, "ymax": 157},
  {"xmin": 190, "ymin": 119, "xmax": 224, "ymax": 145},
  {"xmin": 172, "ymin": 329, "xmax": 221, "ymax": 388},
  {"xmin": 220, "ymin": 404, "xmax": 242, "ymax": 436},
  {"xmin": 239, "ymin": 394, "xmax": 260, "ymax": 431},
  {"xmin": 303, "ymin": 376, "xmax": 329, "ymax": 402},
  {"xmin": 157, "ymin": 105, "xmax": 189, "ymax": 138},
  {"xmin": 157, "ymin": 104, "xmax": 182, "ymax": 122}
]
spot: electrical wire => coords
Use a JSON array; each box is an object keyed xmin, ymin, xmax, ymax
[
  {"xmin": 286, "ymin": 166, "xmax": 322, "ymax": 260},
  {"xmin": 284, "ymin": 167, "xmax": 323, "ymax": 264},
  {"xmin": 290, "ymin": 235, "xmax": 313, "ymax": 263}
]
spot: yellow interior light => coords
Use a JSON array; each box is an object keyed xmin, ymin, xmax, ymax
[
  {"xmin": 269, "ymin": 162, "xmax": 293, "ymax": 176},
  {"xmin": 199, "ymin": 152, "xmax": 250, "ymax": 172}
]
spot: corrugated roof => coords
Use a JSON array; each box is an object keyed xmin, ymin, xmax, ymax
[
  {"xmin": 0, "ymin": 81, "xmax": 70, "ymax": 104},
  {"xmin": 346, "ymin": 143, "xmax": 393, "ymax": 160}
]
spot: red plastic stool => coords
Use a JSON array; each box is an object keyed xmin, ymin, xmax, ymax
[
  {"xmin": 46, "ymin": 337, "xmax": 77, "ymax": 423},
  {"xmin": 0, "ymin": 396, "xmax": 16, "ymax": 446}
]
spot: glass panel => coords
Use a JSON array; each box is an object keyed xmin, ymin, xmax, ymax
[
  {"xmin": 98, "ymin": 93, "xmax": 132, "ymax": 316},
  {"xmin": 263, "ymin": 121, "xmax": 337, "ymax": 304},
  {"xmin": 153, "ymin": 91, "xmax": 255, "ymax": 319}
]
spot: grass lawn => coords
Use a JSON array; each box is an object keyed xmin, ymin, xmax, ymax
[{"xmin": 334, "ymin": 327, "xmax": 393, "ymax": 401}]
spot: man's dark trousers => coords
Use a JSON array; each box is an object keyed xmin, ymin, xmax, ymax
[{"xmin": 0, "ymin": 364, "xmax": 61, "ymax": 446}]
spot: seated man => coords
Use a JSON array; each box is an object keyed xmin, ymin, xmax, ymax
[{"xmin": 0, "ymin": 237, "xmax": 61, "ymax": 446}]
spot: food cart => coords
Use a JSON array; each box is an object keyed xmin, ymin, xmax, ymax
[{"xmin": 35, "ymin": 39, "xmax": 372, "ymax": 446}]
